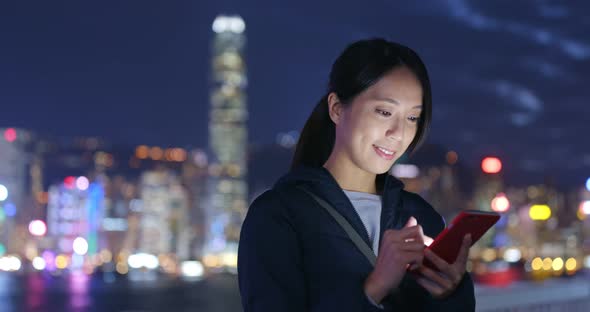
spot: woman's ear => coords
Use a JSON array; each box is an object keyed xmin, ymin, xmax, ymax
[{"xmin": 327, "ymin": 92, "xmax": 343, "ymax": 125}]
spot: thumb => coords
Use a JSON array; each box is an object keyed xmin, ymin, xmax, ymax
[{"xmin": 404, "ymin": 216, "xmax": 417, "ymax": 228}]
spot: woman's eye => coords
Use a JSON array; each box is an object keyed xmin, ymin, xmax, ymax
[
  {"xmin": 376, "ymin": 109, "xmax": 391, "ymax": 117},
  {"xmin": 408, "ymin": 116, "xmax": 420, "ymax": 123}
]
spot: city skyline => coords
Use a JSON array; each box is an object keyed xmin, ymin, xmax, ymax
[{"xmin": 1, "ymin": 1, "xmax": 589, "ymax": 189}]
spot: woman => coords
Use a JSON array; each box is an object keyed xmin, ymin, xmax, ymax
[{"xmin": 238, "ymin": 38, "xmax": 475, "ymax": 311}]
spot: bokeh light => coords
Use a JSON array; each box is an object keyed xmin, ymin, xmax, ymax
[{"xmin": 482, "ymin": 157, "xmax": 502, "ymax": 174}]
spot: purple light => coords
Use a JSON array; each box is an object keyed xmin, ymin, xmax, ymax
[{"xmin": 42, "ymin": 251, "xmax": 56, "ymax": 271}]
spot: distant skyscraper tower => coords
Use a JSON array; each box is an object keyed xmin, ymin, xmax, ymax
[{"xmin": 205, "ymin": 15, "xmax": 248, "ymax": 263}]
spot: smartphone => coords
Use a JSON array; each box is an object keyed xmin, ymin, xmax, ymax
[{"xmin": 421, "ymin": 210, "xmax": 500, "ymax": 271}]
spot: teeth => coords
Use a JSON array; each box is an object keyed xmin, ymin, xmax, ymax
[{"xmin": 376, "ymin": 146, "xmax": 394, "ymax": 155}]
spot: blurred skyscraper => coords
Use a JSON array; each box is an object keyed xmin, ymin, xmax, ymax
[
  {"xmin": 204, "ymin": 15, "xmax": 248, "ymax": 263},
  {"xmin": 138, "ymin": 170, "xmax": 190, "ymax": 259},
  {"xmin": 46, "ymin": 177, "xmax": 105, "ymax": 259}
]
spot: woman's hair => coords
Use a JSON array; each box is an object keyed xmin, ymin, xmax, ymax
[{"xmin": 291, "ymin": 38, "xmax": 432, "ymax": 186}]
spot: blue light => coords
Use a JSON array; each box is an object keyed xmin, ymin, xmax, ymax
[
  {"xmin": 586, "ymin": 177, "xmax": 590, "ymax": 192},
  {"xmin": 4, "ymin": 203, "xmax": 16, "ymax": 217}
]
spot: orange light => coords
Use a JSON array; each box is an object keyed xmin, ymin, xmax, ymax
[
  {"xmin": 173, "ymin": 148, "xmax": 187, "ymax": 162},
  {"xmin": 446, "ymin": 151, "xmax": 458, "ymax": 165},
  {"xmin": 482, "ymin": 157, "xmax": 502, "ymax": 174},
  {"xmin": 150, "ymin": 147, "xmax": 164, "ymax": 160},
  {"xmin": 164, "ymin": 149, "xmax": 173, "ymax": 161},
  {"xmin": 135, "ymin": 145, "xmax": 149, "ymax": 159}
]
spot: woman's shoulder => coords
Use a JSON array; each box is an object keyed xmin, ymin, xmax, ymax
[
  {"xmin": 400, "ymin": 190, "xmax": 446, "ymax": 237},
  {"xmin": 246, "ymin": 185, "xmax": 303, "ymax": 220}
]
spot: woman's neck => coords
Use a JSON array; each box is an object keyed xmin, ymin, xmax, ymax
[{"xmin": 323, "ymin": 151, "xmax": 377, "ymax": 195}]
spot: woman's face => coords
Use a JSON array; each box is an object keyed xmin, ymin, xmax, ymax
[{"xmin": 330, "ymin": 66, "xmax": 423, "ymax": 175}]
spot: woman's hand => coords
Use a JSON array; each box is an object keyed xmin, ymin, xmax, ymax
[
  {"xmin": 413, "ymin": 234, "xmax": 472, "ymax": 299},
  {"xmin": 364, "ymin": 217, "xmax": 426, "ymax": 305}
]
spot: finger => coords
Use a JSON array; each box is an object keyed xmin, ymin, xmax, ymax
[
  {"xmin": 423, "ymin": 235, "xmax": 434, "ymax": 247},
  {"xmin": 454, "ymin": 234, "xmax": 472, "ymax": 267},
  {"xmin": 415, "ymin": 266, "xmax": 453, "ymax": 290},
  {"xmin": 398, "ymin": 241, "xmax": 427, "ymax": 252},
  {"xmin": 415, "ymin": 277, "xmax": 445, "ymax": 298},
  {"xmin": 397, "ymin": 225, "xmax": 425, "ymax": 243},
  {"xmin": 404, "ymin": 216, "xmax": 417, "ymax": 228},
  {"xmin": 424, "ymin": 249, "xmax": 453, "ymax": 273},
  {"xmin": 415, "ymin": 223, "xmax": 426, "ymax": 245}
]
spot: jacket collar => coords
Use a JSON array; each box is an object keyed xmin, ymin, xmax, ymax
[{"xmin": 275, "ymin": 165, "xmax": 407, "ymax": 247}]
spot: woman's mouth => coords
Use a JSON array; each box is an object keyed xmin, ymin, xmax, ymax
[{"xmin": 373, "ymin": 145, "xmax": 396, "ymax": 160}]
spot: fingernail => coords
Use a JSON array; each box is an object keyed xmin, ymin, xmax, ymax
[{"xmin": 405, "ymin": 216, "xmax": 417, "ymax": 227}]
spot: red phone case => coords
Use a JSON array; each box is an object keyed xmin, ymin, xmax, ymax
[{"xmin": 422, "ymin": 210, "xmax": 500, "ymax": 271}]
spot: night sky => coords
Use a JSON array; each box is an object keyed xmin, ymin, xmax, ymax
[{"xmin": 1, "ymin": 1, "xmax": 589, "ymax": 188}]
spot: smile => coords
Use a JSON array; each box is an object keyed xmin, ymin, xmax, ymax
[{"xmin": 373, "ymin": 145, "xmax": 396, "ymax": 160}]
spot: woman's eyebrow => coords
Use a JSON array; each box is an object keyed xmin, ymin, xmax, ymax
[{"xmin": 374, "ymin": 97, "xmax": 422, "ymax": 109}]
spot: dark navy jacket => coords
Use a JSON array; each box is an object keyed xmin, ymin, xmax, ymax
[{"xmin": 238, "ymin": 166, "xmax": 475, "ymax": 311}]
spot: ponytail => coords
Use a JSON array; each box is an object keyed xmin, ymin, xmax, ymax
[{"xmin": 290, "ymin": 94, "xmax": 334, "ymax": 170}]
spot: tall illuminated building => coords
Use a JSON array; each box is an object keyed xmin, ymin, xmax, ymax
[
  {"xmin": 46, "ymin": 176, "xmax": 104, "ymax": 258},
  {"xmin": 138, "ymin": 170, "xmax": 189, "ymax": 258},
  {"xmin": 205, "ymin": 15, "xmax": 248, "ymax": 262}
]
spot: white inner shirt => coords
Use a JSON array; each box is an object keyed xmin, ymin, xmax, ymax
[{"xmin": 342, "ymin": 190, "xmax": 382, "ymax": 256}]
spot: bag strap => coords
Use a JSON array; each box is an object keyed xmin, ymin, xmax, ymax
[{"xmin": 297, "ymin": 185, "xmax": 377, "ymax": 267}]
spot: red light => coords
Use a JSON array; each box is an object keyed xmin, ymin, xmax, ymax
[
  {"xmin": 482, "ymin": 157, "xmax": 502, "ymax": 174},
  {"xmin": 64, "ymin": 176, "xmax": 76, "ymax": 189},
  {"xmin": 29, "ymin": 220, "xmax": 47, "ymax": 236},
  {"xmin": 491, "ymin": 193, "xmax": 510, "ymax": 212},
  {"xmin": 4, "ymin": 128, "xmax": 17, "ymax": 142}
]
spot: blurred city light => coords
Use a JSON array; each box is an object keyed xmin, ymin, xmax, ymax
[
  {"xmin": 565, "ymin": 258, "xmax": 577, "ymax": 271},
  {"xmin": 503, "ymin": 248, "xmax": 521, "ymax": 263},
  {"xmin": 580, "ymin": 201, "xmax": 590, "ymax": 215},
  {"xmin": 29, "ymin": 220, "xmax": 47, "ymax": 236},
  {"xmin": 116, "ymin": 262, "xmax": 129, "ymax": 274},
  {"xmin": 446, "ymin": 151, "xmax": 458, "ymax": 165},
  {"xmin": 100, "ymin": 249, "xmax": 113, "ymax": 263},
  {"xmin": 128, "ymin": 253, "xmax": 159, "ymax": 270},
  {"xmin": 221, "ymin": 252, "xmax": 238, "ymax": 268},
  {"xmin": 55, "ymin": 254, "xmax": 68, "ymax": 269},
  {"xmin": 0, "ymin": 244, "xmax": 4, "ymax": 256},
  {"xmin": 4, "ymin": 203, "xmax": 16, "ymax": 217},
  {"xmin": 0, "ymin": 255, "xmax": 22, "ymax": 271},
  {"xmin": 391, "ymin": 164, "xmax": 420, "ymax": 179},
  {"xmin": 181, "ymin": 260, "xmax": 204, "ymax": 278},
  {"xmin": 542, "ymin": 257, "xmax": 553, "ymax": 271},
  {"xmin": 136, "ymin": 145, "xmax": 149, "ymax": 159},
  {"xmin": 491, "ymin": 193, "xmax": 510, "ymax": 212},
  {"xmin": 552, "ymin": 257, "xmax": 564, "ymax": 271},
  {"xmin": 529, "ymin": 204, "xmax": 552, "ymax": 221},
  {"xmin": 64, "ymin": 176, "xmax": 76, "ymax": 189},
  {"xmin": 481, "ymin": 248, "xmax": 497, "ymax": 262},
  {"xmin": 531, "ymin": 257, "xmax": 543, "ymax": 271},
  {"xmin": 0, "ymin": 184, "xmax": 7, "ymax": 201},
  {"xmin": 586, "ymin": 177, "xmax": 590, "ymax": 192},
  {"xmin": 73, "ymin": 237, "xmax": 89, "ymax": 256},
  {"xmin": 149, "ymin": 147, "xmax": 164, "ymax": 160},
  {"xmin": 32, "ymin": 256, "xmax": 46, "ymax": 270},
  {"xmin": 76, "ymin": 176, "xmax": 89, "ymax": 191},
  {"xmin": 3, "ymin": 128, "xmax": 17, "ymax": 142},
  {"xmin": 481, "ymin": 157, "xmax": 502, "ymax": 174},
  {"xmin": 212, "ymin": 15, "xmax": 245, "ymax": 34},
  {"xmin": 42, "ymin": 251, "xmax": 56, "ymax": 271}
]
